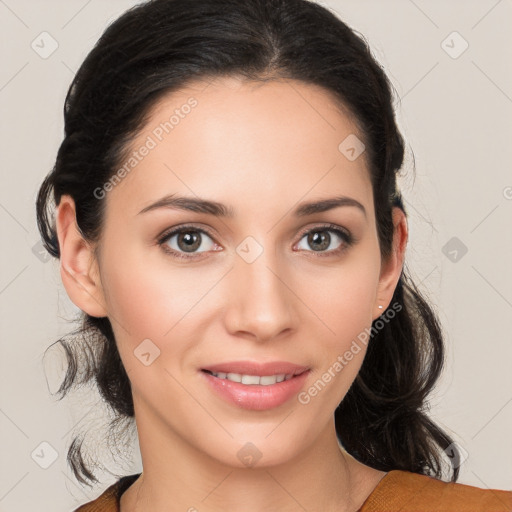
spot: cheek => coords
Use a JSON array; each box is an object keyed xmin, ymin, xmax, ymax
[
  {"xmin": 293, "ymin": 248, "xmax": 380, "ymax": 404},
  {"xmin": 298, "ymin": 255, "xmax": 379, "ymax": 342},
  {"xmin": 296, "ymin": 270, "xmax": 377, "ymax": 414},
  {"xmin": 99, "ymin": 254, "xmax": 218, "ymax": 398},
  {"xmin": 98, "ymin": 240, "xmax": 226, "ymax": 350}
]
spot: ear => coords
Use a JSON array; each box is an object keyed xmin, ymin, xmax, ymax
[
  {"xmin": 373, "ymin": 206, "xmax": 408, "ymax": 319},
  {"xmin": 55, "ymin": 195, "xmax": 107, "ymax": 318}
]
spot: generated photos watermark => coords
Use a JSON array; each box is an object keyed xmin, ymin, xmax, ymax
[
  {"xmin": 93, "ymin": 96, "xmax": 198, "ymax": 200},
  {"xmin": 297, "ymin": 301, "xmax": 402, "ymax": 405}
]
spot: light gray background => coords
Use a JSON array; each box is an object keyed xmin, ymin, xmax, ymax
[{"xmin": 1, "ymin": 0, "xmax": 511, "ymax": 510}]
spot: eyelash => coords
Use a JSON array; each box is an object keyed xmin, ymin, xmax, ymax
[{"xmin": 156, "ymin": 223, "xmax": 355, "ymax": 261}]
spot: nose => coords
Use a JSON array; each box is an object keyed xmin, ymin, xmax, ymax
[{"xmin": 223, "ymin": 246, "xmax": 298, "ymax": 342}]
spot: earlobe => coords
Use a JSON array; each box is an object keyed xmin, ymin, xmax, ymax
[
  {"xmin": 374, "ymin": 207, "xmax": 408, "ymax": 318},
  {"xmin": 56, "ymin": 195, "xmax": 107, "ymax": 318}
]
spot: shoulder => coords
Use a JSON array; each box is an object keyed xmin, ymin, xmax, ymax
[
  {"xmin": 361, "ymin": 469, "xmax": 512, "ymax": 512},
  {"xmin": 73, "ymin": 473, "xmax": 141, "ymax": 512}
]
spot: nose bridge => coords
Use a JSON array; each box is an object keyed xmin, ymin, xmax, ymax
[{"xmin": 225, "ymin": 237, "xmax": 295, "ymax": 340}]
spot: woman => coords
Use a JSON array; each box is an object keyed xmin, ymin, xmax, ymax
[{"xmin": 36, "ymin": 0, "xmax": 512, "ymax": 510}]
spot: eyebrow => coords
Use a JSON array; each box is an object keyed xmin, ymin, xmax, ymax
[{"xmin": 138, "ymin": 194, "xmax": 366, "ymax": 219}]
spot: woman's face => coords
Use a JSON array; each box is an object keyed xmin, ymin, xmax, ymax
[{"xmin": 82, "ymin": 76, "xmax": 403, "ymax": 467}]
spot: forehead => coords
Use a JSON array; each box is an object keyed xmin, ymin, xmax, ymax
[{"xmin": 106, "ymin": 76, "xmax": 373, "ymax": 218}]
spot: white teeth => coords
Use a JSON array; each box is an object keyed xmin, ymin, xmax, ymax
[
  {"xmin": 241, "ymin": 374, "xmax": 261, "ymax": 385},
  {"xmin": 208, "ymin": 371, "xmax": 292, "ymax": 385},
  {"xmin": 260, "ymin": 375, "xmax": 279, "ymax": 385}
]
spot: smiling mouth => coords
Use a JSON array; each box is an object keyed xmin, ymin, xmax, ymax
[
  {"xmin": 201, "ymin": 369, "xmax": 301, "ymax": 386},
  {"xmin": 200, "ymin": 367, "xmax": 311, "ymax": 410}
]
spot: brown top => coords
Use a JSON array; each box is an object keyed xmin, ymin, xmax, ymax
[{"xmin": 74, "ymin": 470, "xmax": 512, "ymax": 511}]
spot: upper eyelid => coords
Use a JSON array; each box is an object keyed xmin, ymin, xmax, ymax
[{"xmin": 158, "ymin": 224, "xmax": 217, "ymax": 243}]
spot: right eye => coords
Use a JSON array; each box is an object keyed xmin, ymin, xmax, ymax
[{"xmin": 158, "ymin": 226, "xmax": 221, "ymax": 260}]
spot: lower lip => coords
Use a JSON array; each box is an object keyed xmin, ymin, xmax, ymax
[{"xmin": 200, "ymin": 370, "xmax": 310, "ymax": 410}]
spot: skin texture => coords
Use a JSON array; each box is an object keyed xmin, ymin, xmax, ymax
[{"xmin": 56, "ymin": 76, "xmax": 408, "ymax": 511}]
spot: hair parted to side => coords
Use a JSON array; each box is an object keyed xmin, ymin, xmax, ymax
[{"xmin": 36, "ymin": 0, "xmax": 459, "ymax": 486}]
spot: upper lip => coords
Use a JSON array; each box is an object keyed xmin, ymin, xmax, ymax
[{"xmin": 201, "ymin": 361, "xmax": 310, "ymax": 376}]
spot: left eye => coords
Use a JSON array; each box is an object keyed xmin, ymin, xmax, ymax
[{"xmin": 296, "ymin": 228, "xmax": 349, "ymax": 253}]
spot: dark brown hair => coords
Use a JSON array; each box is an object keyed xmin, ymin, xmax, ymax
[{"xmin": 36, "ymin": 0, "xmax": 459, "ymax": 485}]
